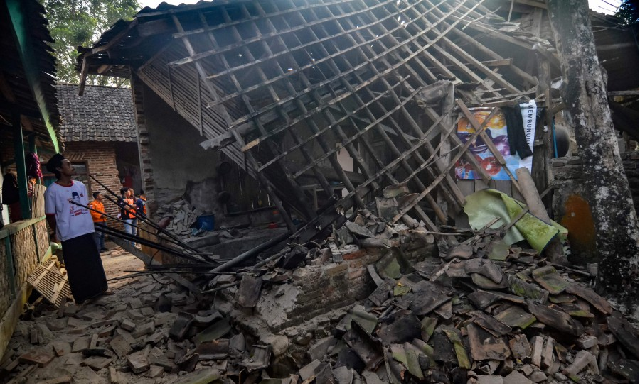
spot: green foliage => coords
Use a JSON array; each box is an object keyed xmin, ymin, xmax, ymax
[
  {"xmin": 616, "ymin": 0, "xmax": 639, "ymax": 26},
  {"xmin": 41, "ymin": 0, "xmax": 139, "ymax": 84}
]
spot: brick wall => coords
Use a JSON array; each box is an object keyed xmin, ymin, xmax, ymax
[
  {"xmin": 64, "ymin": 142, "xmax": 122, "ymax": 224},
  {"xmin": 132, "ymin": 75, "xmax": 155, "ymax": 218}
]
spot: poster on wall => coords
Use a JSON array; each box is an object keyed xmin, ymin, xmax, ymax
[{"xmin": 454, "ymin": 100, "xmax": 537, "ymax": 180}]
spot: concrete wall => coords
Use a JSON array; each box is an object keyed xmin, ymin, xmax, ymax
[
  {"xmin": 141, "ymin": 83, "xmax": 220, "ymax": 209},
  {"xmin": 552, "ymin": 152, "xmax": 639, "ymax": 264}
]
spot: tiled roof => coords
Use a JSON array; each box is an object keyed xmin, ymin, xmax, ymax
[{"xmin": 56, "ymin": 84, "xmax": 137, "ymax": 143}]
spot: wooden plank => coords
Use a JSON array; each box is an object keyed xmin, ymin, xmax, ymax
[
  {"xmin": 391, "ymin": 107, "xmax": 499, "ymax": 223},
  {"xmin": 475, "ymin": 179, "xmax": 490, "ymax": 192},
  {"xmin": 493, "ymin": 180, "xmax": 512, "ymax": 196}
]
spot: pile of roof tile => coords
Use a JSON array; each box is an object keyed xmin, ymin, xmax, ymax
[{"xmin": 285, "ymin": 215, "xmax": 639, "ymax": 384}]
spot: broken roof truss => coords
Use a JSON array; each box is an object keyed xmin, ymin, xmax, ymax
[{"xmin": 81, "ymin": 0, "xmax": 547, "ymax": 242}]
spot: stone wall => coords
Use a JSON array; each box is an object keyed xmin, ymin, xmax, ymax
[
  {"xmin": 0, "ymin": 218, "xmax": 51, "ymax": 361},
  {"xmin": 64, "ymin": 142, "xmax": 122, "ymax": 223}
]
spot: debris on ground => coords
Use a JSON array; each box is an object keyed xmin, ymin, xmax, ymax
[{"xmin": 3, "ymin": 188, "xmax": 639, "ymax": 384}]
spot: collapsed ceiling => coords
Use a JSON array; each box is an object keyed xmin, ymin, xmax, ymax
[{"xmin": 80, "ymin": 0, "xmax": 553, "ymax": 241}]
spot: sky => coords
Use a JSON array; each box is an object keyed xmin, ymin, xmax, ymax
[{"xmin": 138, "ymin": 0, "xmax": 624, "ymax": 15}]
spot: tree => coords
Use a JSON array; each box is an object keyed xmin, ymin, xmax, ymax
[
  {"xmin": 616, "ymin": 0, "xmax": 639, "ymax": 25},
  {"xmin": 41, "ymin": 0, "xmax": 139, "ymax": 85},
  {"xmin": 547, "ymin": 0, "xmax": 639, "ymax": 310}
]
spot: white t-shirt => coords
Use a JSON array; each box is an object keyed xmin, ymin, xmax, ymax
[{"xmin": 45, "ymin": 180, "xmax": 95, "ymax": 242}]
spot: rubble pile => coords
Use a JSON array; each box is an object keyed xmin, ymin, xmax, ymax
[
  {"xmin": 279, "ymin": 219, "xmax": 639, "ymax": 384},
  {"xmin": 155, "ymin": 199, "xmax": 205, "ymax": 236},
  {"xmin": 5, "ymin": 191, "xmax": 639, "ymax": 384}
]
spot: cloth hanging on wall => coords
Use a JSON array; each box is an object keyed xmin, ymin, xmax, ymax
[{"xmin": 502, "ymin": 106, "xmax": 533, "ymax": 159}]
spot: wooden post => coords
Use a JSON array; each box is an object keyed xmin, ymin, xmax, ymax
[
  {"xmin": 548, "ymin": 0, "xmax": 639, "ymax": 305},
  {"xmin": 28, "ymin": 134, "xmax": 40, "ymax": 185},
  {"xmin": 12, "ymin": 113, "xmax": 31, "ymax": 220},
  {"xmin": 28, "ymin": 133, "xmax": 36, "ymax": 155},
  {"xmin": 516, "ymin": 168, "xmax": 566, "ymax": 264}
]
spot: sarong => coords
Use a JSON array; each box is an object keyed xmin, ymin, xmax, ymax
[{"xmin": 61, "ymin": 233, "xmax": 108, "ymax": 304}]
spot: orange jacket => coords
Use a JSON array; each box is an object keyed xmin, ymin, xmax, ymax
[
  {"xmin": 123, "ymin": 198, "xmax": 136, "ymax": 219},
  {"xmin": 88, "ymin": 200, "xmax": 106, "ymax": 223}
]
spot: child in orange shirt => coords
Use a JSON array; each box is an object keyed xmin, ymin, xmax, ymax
[{"xmin": 88, "ymin": 192, "xmax": 107, "ymax": 252}]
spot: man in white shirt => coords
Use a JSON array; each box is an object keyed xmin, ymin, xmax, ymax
[{"xmin": 45, "ymin": 154, "xmax": 108, "ymax": 304}]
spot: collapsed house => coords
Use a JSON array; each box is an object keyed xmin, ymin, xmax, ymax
[
  {"xmin": 2, "ymin": 0, "xmax": 638, "ymax": 383},
  {"xmin": 78, "ymin": 0, "xmax": 561, "ymax": 242}
]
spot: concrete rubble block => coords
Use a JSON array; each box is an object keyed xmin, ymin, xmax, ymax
[
  {"xmin": 477, "ymin": 375, "xmax": 504, "ymax": 384},
  {"xmin": 503, "ymin": 371, "xmax": 533, "ymax": 384},
  {"xmin": 521, "ymin": 365, "xmax": 534, "ymax": 376},
  {"xmin": 45, "ymin": 318, "xmax": 68, "ymax": 332},
  {"xmin": 110, "ymin": 335, "xmax": 132, "ymax": 358},
  {"xmin": 51, "ymin": 341, "xmax": 71, "ymax": 357},
  {"xmin": 530, "ymin": 336, "xmax": 544, "ymax": 367},
  {"xmin": 127, "ymin": 349, "xmax": 150, "ymax": 374},
  {"xmin": 146, "ymin": 364, "xmax": 164, "ymax": 378},
  {"xmin": 576, "ymin": 335, "xmax": 598, "ymax": 349},
  {"xmin": 529, "ymin": 371, "xmax": 547, "ymax": 383},
  {"xmin": 72, "ymin": 336, "xmax": 90, "ymax": 353},
  {"xmin": 332, "ymin": 365, "xmax": 354, "ymax": 384},
  {"xmin": 173, "ymin": 368, "xmax": 220, "ymax": 384},
  {"xmin": 541, "ymin": 337, "xmax": 555, "ymax": 370},
  {"xmin": 563, "ymin": 350, "xmax": 599, "ymax": 377},
  {"xmin": 237, "ymin": 275, "xmax": 263, "ymax": 308},
  {"xmin": 304, "ymin": 335, "xmax": 336, "ymax": 362},
  {"xmin": 66, "ymin": 317, "xmax": 88, "ymax": 329},
  {"xmin": 18, "ymin": 348, "xmax": 55, "ymax": 367},
  {"xmin": 300, "ymin": 359, "xmax": 323, "ymax": 381},
  {"xmin": 120, "ymin": 319, "xmax": 136, "ymax": 332},
  {"xmin": 509, "ymin": 334, "xmax": 531, "ymax": 361},
  {"xmin": 83, "ymin": 356, "xmax": 113, "ymax": 370},
  {"xmin": 40, "ymin": 376, "xmax": 73, "ymax": 384},
  {"xmin": 128, "ymin": 298, "xmax": 144, "ymax": 309},
  {"xmin": 132, "ymin": 321, "xmax": 155, "ymax": 338},
  {"xmin": 140, "ymin": 307, "xmax": 154, "ymax": 317}
]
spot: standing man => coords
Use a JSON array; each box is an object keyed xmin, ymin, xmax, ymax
[
  {"xmin": 45, "ymin": 154, "xmax": 108, "ymax": 304},
  {"xmin": 135, "ymin": 190, "xmax": 147, "ymax": 218},
  {"xmin": 88, "ymin": 192, "xmax": 107, "ymax": 253}
]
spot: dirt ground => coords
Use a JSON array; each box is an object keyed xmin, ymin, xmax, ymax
[{"xmin": 0, "ymin": 242, "xmax": 192, "ymax": 384}]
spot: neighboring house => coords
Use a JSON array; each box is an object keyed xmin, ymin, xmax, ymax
[
  {"xmin": 0, "ymin": 0, "xmax": 61, "ymax": 361},
  {"xmin": 54, "ymin": 84, "xmax": 141, "ymax": 221}
]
